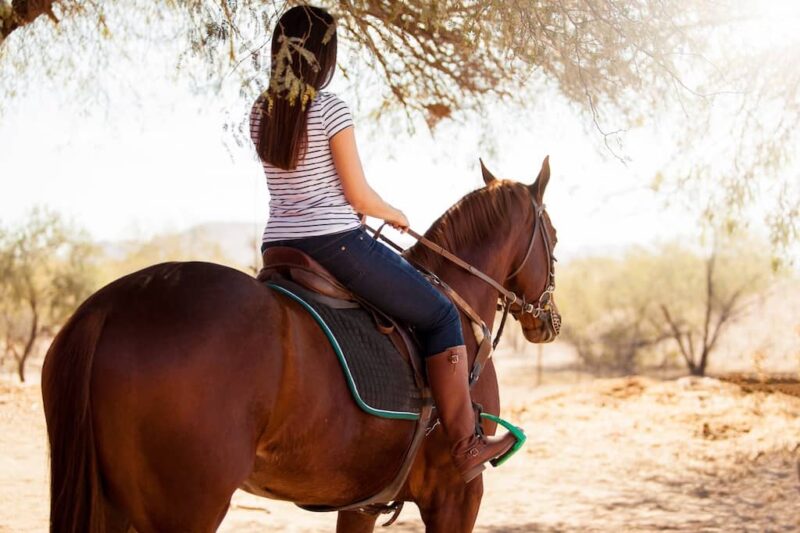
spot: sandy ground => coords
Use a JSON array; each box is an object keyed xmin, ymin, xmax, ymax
[{"xmin": 3, "ymin": 351, "xmax": 800, "ymax": 532}]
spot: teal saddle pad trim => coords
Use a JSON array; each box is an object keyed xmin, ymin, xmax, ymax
[{"xmin": 267, "ymin": 282, "xmax": 421, "ymax": 421}]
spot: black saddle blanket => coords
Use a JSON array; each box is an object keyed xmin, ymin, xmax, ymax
[{"xmin": 266, "ymin": 278, "xmax": 424, "ymax": 420}]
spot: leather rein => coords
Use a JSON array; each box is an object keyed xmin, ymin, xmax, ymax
[{"xmin": 363, "ymin": 196, "xmax": 558, "ymax": 385}]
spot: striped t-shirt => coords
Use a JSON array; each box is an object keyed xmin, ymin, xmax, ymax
[{"xmin": 250, "ymin": 91, "xmax": 362, "ymax": 242}]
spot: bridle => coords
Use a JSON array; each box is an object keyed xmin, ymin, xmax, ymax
[
  {"xmin": 505, "ymin": 199, "xmax": 556, "ymax": 309},
  {"xmin": 493, "ymin": 196, "xmax": 560, "ymax": 346}
]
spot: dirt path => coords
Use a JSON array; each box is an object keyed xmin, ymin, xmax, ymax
[{"xmin": 3, "ymin": 371, "xmax": 800, "ymax": 532}]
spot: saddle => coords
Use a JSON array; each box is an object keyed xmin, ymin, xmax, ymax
[
  {"xmin": 259, "ymin": 246, "xmax": 354, "ymax": 301},
  {"xmin": 258, "ymin": 246, "xmax": 425, "ymax": 380},
  {"xmin": 257, "ymin": 246, "xmax": 434, "ymax": 516}
]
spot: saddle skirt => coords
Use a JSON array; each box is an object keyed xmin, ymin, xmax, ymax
[{"xmin": 257, "ymin": 246, "xmax": 428, "ymax": 420}]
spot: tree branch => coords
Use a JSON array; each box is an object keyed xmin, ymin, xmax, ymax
[{"xmin": 1, "ymin": 0, "xmax": 60, "ymax": 43}]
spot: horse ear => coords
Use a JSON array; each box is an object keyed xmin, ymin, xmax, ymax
[
  {"xmin": 529, "ymin": 155, "xmax": 550, "ymax": 202},
  {"xmin": 479, "ymin": 158, "xmax": 497, "ymax": 185}
]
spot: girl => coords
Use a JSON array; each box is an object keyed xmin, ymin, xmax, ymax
[{"xmin": 249, "ymin": 4, "xmax": 514, "ymax": 483}]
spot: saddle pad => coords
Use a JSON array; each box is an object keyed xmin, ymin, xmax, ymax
[{"xmin": 266, "ymin": 280, "xmax": 423, "ymax": 420}]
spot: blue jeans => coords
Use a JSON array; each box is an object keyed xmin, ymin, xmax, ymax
[{"xmin": 262, "ymin": 226, "xmax": 464, "ymax": 356}]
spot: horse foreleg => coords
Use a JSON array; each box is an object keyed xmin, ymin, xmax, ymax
[
  {"xmin": 416, "ymin": 477, "xmax": 484, "ymax": 533},
  {"xmin": 336, "ymin": 510, "xmax": 381, "ymax": 533}
]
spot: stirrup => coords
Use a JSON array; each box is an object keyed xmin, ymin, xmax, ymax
[{"xmin": 479, "ymin": 412, "xmax": 527, "ymax": 467}]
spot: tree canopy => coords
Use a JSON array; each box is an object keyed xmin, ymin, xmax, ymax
[{"xmin": 1, "ymin": 0, "xmax": 797, "ymax": 256}]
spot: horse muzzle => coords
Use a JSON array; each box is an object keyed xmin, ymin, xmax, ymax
[{"xmin": 520, "ymin": 308, "xmax": 560, "ymax": 343}]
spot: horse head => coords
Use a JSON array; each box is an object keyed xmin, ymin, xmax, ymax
[{"xmin": 480, "ymin": 156, "xmax": 561, "ymax": 344}]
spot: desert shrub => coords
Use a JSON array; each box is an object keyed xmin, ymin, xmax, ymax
[
  {"xmin": 0, "ymin": 208, "xmax": 98, "ymax": 381},
  {"xmin": 557, "ymin": 235, "xmax": 776, "ymax": 375}
]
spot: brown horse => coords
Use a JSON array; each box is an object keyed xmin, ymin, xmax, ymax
[{"xmin": 41, "ymin": 157, "xmax": 559, "ymax": 533}]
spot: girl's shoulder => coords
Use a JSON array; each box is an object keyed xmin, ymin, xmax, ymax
[
  {"xmin": 311, "ymin": 91, "xmax": 354, "ymax": 138},
  {"xmin": 314, "ymin": 90, "xmax": 338, "ymax": 101},
  {"xmin": 312, "ymin": 90, "xmax": 349, "ymax": 109},
  {"xmin": 250, "ymin": 92, "xmax": 269, "ymax": 117},
  {"xmin": 250, "ymin": 90, "xmax": 347, "ymax": 112}
]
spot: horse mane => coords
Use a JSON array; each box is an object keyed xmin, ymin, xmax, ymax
[{"xmin": 405, "ymin": 180, "xmax": 531, "ymax": 271}]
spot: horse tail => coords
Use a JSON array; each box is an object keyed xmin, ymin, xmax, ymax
[{"xmin": 41, "ymin": 303, "xmax": 109, "ymax": 533}]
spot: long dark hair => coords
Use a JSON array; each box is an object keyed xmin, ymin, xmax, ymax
[{"xmin": 256, "ymin": 5, "xmax": 338, "ymax": 170}]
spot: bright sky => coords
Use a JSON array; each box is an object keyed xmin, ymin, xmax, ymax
[
  {"xmin": 1, "ymin": 1, "xmax": 796, "ymax": 262},
  {"xmin": 0, "ymin": 71, "xmax": 692, "ymax": 261}
]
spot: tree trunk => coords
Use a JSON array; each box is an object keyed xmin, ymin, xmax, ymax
[
  {"xmin": 17, "ymin": 302, "xmax": 39, "ymax": 383},
  {"xmin": 689, "ymin": 363, "xmax": 704, "ymax": 377},
  {"xmin": 697, "ymin": 348, "xmax": 709, "ymax": 377},
  {"xmin": 1, "ymin": 0, "xmax": 59, "ymax": 42},
  {"xmin": 17, "ymin": 353, "xmax": 26, "ymax": 382},
  {"xmin": 535, "ymin": 344, "xmax": 543, "ymax": 386}
]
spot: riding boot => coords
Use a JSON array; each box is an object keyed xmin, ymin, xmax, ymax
[{"xmin": 425, "ymin": 345, "xmax": 517, "ymax": 483}]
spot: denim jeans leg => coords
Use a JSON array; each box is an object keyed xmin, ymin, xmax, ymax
[
  {"xmin": 263, "ymin": 228, "xmax": 464, "ymax": 356},
  {"xmin": 319, "ymin": 229, "xmax": 464, "ymax": 355}
]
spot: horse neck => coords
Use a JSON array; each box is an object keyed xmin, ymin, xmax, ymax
[{"xmin": 433, "ymin": 225, "xmax": 523, "ymax": 339}]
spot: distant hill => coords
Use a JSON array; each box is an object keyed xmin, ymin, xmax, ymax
[
  {"xmin": 184, "ymin": 222, "xmax": 262, "ymax": 268},
  {"xmin": 99, "ymin": 222, "xmax": 262, "ymax": 271}
]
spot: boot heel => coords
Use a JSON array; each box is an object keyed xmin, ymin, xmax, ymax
[
  {"xmin": 461, "ymin": 463, "xmax": 485, "ymax": 483},
  {"xmin": 489, "ymin": 449, "xmax": 514, "ymax": 468}
]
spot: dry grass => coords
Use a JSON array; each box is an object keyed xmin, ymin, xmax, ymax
[{"xmin": 3, "ymin": 368, "xmax": 800, "ymax": 531}]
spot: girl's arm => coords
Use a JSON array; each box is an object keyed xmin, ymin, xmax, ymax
[{"xmin": 330, "ymin": 127, "xmax": 409, "ymax": 231}]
